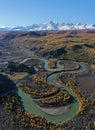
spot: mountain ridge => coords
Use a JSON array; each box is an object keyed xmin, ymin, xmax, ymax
[{"xmin": 0, "ymin": 21, "xmax": 95, "ymax": 32}]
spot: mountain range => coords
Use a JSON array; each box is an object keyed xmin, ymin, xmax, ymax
[{"xmin": 0, "ymin": 21, "xmax": 95, "ymax": 32}]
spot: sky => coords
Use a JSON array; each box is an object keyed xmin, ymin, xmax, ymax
[{"xmin": 0, "ymin": 0, "xmax": 95, "ymax": 27}]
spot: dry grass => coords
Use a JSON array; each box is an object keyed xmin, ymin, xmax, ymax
[
  {"xmin": 7, "ymin": 72, "xmax": 28, "ymax": 81},
  {"xmin": 1, "ymin": 30, "xmax": 95, "ymax": 63}
]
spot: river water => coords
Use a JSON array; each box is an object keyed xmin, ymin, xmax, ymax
[{"xmin": 15, "ymin": 58, "xmax": 86, "ymax": 123}]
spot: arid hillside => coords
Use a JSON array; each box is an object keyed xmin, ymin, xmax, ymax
[{"xmin": 0, "ymin": 30, "xmax": 95, "ymax": 63}]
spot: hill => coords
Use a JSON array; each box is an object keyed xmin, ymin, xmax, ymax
[{"xmin": 0, "ymin": 30, "xmax": 95, "ymax": 63}]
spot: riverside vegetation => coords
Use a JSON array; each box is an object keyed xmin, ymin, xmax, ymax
[{"xmin": 0, "ymin": 30, "xmax": 95, "ymax": 130}]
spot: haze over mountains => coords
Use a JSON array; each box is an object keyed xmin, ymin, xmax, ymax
[{"xmin": 0, "ymin": 21, "xmax": 95, "ymax": 32}]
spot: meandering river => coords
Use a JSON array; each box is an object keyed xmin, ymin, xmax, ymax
[{"xmin": 15, "ymin": 58, "xmax": 86, "ymax": 123}]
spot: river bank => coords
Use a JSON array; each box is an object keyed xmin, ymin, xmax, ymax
[{"xmin": 13, "ymin": 57, "xmax": 86, "ymax": 123}]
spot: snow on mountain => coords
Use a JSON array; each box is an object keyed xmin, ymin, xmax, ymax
[
  {"xmin": 0, "ymin": 26, "xmax": 12, "ymax": 32},
  {"xmin": 0, "ymin": 22, "xmax": 95, "ymax": 32}
]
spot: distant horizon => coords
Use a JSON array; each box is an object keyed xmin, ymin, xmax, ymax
[
  {"xmin": 0, "ymin": 21, "xmax": 95, "ymax": 28},
  {"xmin": 0, "ymin": 21, "xmax": 95, "ymax": 32}
]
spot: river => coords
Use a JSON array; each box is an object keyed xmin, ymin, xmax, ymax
[{"xmin": 15, "ymin": 58, "xmax": 86, "ymax": 123}]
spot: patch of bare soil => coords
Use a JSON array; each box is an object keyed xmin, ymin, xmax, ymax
[
  {"xmin": 76, "ymin": 74, "xmax": 95, "ymax": 94},
  {"xmin": 37, "ymin": 105, "xmax": 70, "ymax": 116}
]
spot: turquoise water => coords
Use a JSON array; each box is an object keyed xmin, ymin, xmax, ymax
[{"xmin": 16, "ymin": 58, "xmax": 86, "ymax": 123}]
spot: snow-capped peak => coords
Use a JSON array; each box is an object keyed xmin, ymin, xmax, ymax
[{"xmin": 0, "ymin": 21, "xmax": 95, "ymax": 32}]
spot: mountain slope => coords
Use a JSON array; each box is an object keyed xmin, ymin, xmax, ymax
[{"xmin": 0, "ymin": 30, "xmax": 95, "ymax": 63}]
